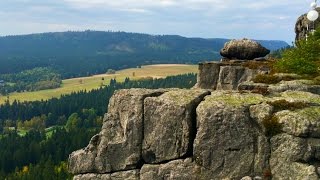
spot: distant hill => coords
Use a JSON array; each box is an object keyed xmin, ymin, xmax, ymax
[{"xmin": 0, "ymin": 31, "xmax": 288, "ymax": 78}]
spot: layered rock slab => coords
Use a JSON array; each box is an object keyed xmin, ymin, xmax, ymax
[
  {"xmin": 216, "ymin": 65, "xmax": 257, "ymax": 90},
  {"xmin": 142, "ymin": 89, "xmax": 210, "ymax": 163},
  {"xmin": 140, "ymin": 158, "xmax": 202, "ymax": 180},
  {"xmin": 194, "ymin": 62, "xmax": 259, "ymax": 90},
  {"xmin": 68, "ymin": 89, "xmax": 167, "ymax": 174},
  {"xmin": 194, "ymin": 91, "xmax": 269, "ymax": 179},
  {"xmin": 73, "ymin": 170, "xmax": 139, "ymax": 180}
]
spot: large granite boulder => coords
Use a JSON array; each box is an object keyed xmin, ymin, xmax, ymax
[
  {"xmin": 270, "ymin": 134, "xmax": 319, "ymax": 179},
  {"xmin": 220, "ymin": 38, "xmax": 270, "ymax": 60},
  {"xmin": 142, "ymin": 89, "xmax": 210, "ymax": 163},
  {"xmin": 68, "ymin": 89, "xmax": 167, "ymax": 174},
  {"xmin": 275, "ymin": 107, "xmax": 320, "ymax": 138},
  {"xmin": 295, "ymin": 7, "xmax": 320, "ymax": 41},
  {"xmin": 194, "ymin": 91, "xmax": 269, "ymax": 179},
  {"xmin": 194, "ymin": 62, "xmax": 221, "ymax": 89}
]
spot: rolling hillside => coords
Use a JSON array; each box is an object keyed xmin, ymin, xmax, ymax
[{"xmin": 0, "ymin": 31, "xmax": 288, "ymax": 78}]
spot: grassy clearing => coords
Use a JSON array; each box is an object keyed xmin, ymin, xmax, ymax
[{"xmin": 0, "ymin": 64, "xmax": 197, "ymax": 104}]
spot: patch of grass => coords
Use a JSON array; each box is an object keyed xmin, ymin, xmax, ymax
[
  {"xmin": 252, "ymin": 74, "xmax": 280, "ymax": 84},
  {"xmin": 242, "ymin": 60, "xmax": 273, "ymax": 70},
  {"xmin": 267, "ymin": 99, "xmax": 308, "ymax": 112},
  {"xmin": 205, "ymin": 92, "xmax": 264, "ymax": 107},
  {"xmin": 0, "ymin": 64, "xmax": 197, "ymax": 104},
  {"xmin": 252, "ymin": 73, "xmax": 299, "ymax": 84}
]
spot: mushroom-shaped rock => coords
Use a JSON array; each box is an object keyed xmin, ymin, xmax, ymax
[{"xmin": 220, "ymin": 38, "xmax": 270, "ymax": 60}]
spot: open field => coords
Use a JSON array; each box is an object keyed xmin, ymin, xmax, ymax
[{"xmin": 0, "ymin": 64, "xmax": 197, "ymax": 104}]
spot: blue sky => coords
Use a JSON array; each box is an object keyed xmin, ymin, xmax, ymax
[{"xmin": 0, "ymin": 0, "xmax": 315, "ymax": 43}]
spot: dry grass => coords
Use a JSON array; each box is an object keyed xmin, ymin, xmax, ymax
[{"xmin": 0, "ymin": 64, "xmax": 197, "ymax": 104}]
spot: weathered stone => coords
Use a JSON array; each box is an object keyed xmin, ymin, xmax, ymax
[
  {"xmin": 73, "ymin": 170, "xmax": 139, "ymax": 180},
  {"xmin": 142, "ymin": 89, "xmax": 210, "ymax": 163},
  {"xmin": 268, "ymin": 80, "xmax": 320, "ymax": 95},
  {"xmin": 194, "ymin": 62, "xmax": 220, "ymax": 89},
  {"xmin": 295, "ymin": 7, "xmax": 320, "ymax": 41},
  {"xmin": 140, "ymin": 158, "xmax": 202, "ymax": 180},
  {"xmin": 216, "ymin": 66, "xmax": 257, "ymax": 90},
  {"xmin": 270, "ymin": 133, "xmax": 319, "ymax": 179},
  {"xmin": 68, "ymin": 89, "xmax": 167, "ymax": 174},
  {"xmin": 194, "ymin": 91, "xmax": 268, "ymax": 179},
  {"xmin": 240, "ymin": 176, "xmax": 252, "ymax": 180},
  {"xmin": 250, "ymin": 103, "xmax": 274, "ymax": 133},
  {"xmin": 275, "ymin": 107, "xmax": 320, "ymax": 137},
  {"xmin": 280, "ymin": 91, "xmax": 320, "ymax": 104},
  {"xmin": 220, "ymin": 38, "xmax": 270, "ymax": 60}
]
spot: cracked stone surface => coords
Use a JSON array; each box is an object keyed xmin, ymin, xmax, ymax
[{"xmin": 142, "ymin": 89, "xmax": 210, "ymax": 163}]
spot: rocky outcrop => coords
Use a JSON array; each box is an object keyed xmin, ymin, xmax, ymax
[
  {"xmin": 195, "ymin": 61, "xmax": 267, "ymax": 90},
  {"xmin": 142, "ymin": 89, "xmax": 210, "ymax": 163},
  {"xmin": 270, "ymin": 134, "xmax": 319, "ymax": 179},
  {"xmin": 69, "ymin": 89, "xmax": 168, "ymax": 174},
  {"xmin": 239, "ymin": 80, "xmax": 320, "ymax": 95},
  {"xmin": 69, "ymin": 85, "xmax": 320, "ymax": 179},
  {"xmin": 194, "ymin": 92, "xmax": 269, "ymax": 179},
  {"xmin": 295, "ymin": 7, "xmax": 320, "ymax": 41},
  {"xmin": 220, "ymin": 38, "xmax": 270, "ymax": 60}
]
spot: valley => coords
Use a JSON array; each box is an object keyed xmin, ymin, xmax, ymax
[{"xmin": 0, "ymin": 64, "xmax": 197, "ymax": 104}]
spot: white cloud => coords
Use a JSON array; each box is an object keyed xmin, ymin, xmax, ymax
[{"xmin": 0, "ymin": 0, "xmax": 316, "ymax": 42}]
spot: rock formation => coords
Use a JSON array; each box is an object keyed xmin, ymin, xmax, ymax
[
  {"xmin": 194, "ymin": 61, "xmax": 268, "ymax": 90},
  {"xmin": 220, "ymin": 38, "xmax": 270, "ymax": 60},
  {"xmin": 69, "ymin": 76, "xmax": 320, "ymax": 179},
  {"xmin": 295, "ymin": 7, "xmax": 320, "ymax": 41}
]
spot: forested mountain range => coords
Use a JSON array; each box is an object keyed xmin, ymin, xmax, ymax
[{"xmin": 0, "ymin": 31, "xmax": 288, "ymax": 78}]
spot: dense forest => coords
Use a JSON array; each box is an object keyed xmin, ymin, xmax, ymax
[
  {"xmin": 0, "ymin": 31, "xmax": 289, "ymax": 78},
  {"xmin": 0, "ymin": 73, "xmax": 196, "ymax": 179}
]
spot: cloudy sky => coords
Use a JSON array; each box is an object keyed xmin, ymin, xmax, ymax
[{"xmin": 0, "ymin": 0, "xmax": 315, "ymax": 43}]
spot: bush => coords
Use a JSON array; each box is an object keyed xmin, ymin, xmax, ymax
[{"xmin": 274, "ymin": 28, "xmax": 320, "ymax": 76}]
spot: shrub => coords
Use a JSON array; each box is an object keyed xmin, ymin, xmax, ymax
[{"xmin": 274, "ymin": 28, "xmax": 320, "ymax": 76}]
